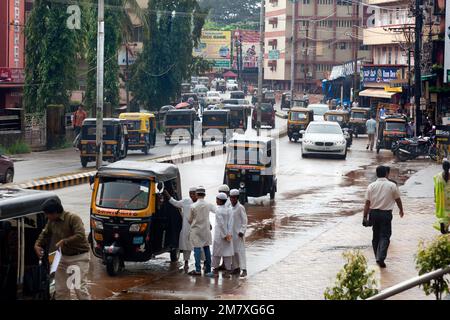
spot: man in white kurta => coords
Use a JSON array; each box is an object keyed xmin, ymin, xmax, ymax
[
  {"xmin": 211, "ymin": 193, "xmax": 234, "ymax": 277},
  {"xmin": 165, "ymin": 187, "xmax": 197, "ymax": 271},
  {"xmin": 218, "ymin": 184, "xmax": 231, "ymax": 208},
  {"xmin": 187, "ymin": 186, "xmax": 216, "ymax": 276},
  {"xmin": 229, "ymin": 189, "xmax": 248, "ymax": 277}
]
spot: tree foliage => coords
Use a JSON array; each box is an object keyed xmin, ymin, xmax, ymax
[
  {"xmin": 24, "ymin": 0, "xmax": 79, "ymax": 113},
  {"xmin": 416, "ymin": 235, "xmax": 450, "ymax": 300},
  {"xmin": 199, "ymin": 0, "xmax": 260, "ymax": 26},
  {"xmin": 129, "ymin": 0, "xmax": 207, "ymax": 110},
  {"xmin": 324, "ymin": 250, "xmax": 379, "ymax": 300}
]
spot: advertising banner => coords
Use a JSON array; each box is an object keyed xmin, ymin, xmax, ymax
[
  {"xmin": 362, "ymin": 66, "xmax": 403, "ymax": 84},
  {"xmin": 232, "ymin": 30, "xmax": 259, "ymax": 69},
  {"xmin": 193, "ymin": 30, "xmax": 231, "ymax": 70},
  {"xmin": 445, "ymin": 0, "xmax": 450, "ymax": 83}
]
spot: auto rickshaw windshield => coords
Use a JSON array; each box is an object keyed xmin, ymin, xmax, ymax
[
  {"xmin": 82, "ymin": 125, "xmax": 111, "ymax": 139},
  {"xmin": 96, "ymin": 177, "xmax": 150, "ymax": 210},
  {"xmin": 326, "ymin": 115, "xmax": 344, "ymax": 122},
  {"xmin": 351, "ymin": 112, "xmax": 366, "ymax": 119},
  {"xmin": 290, "ymin": 112, "xmax": 307, "ymax": 121},
  {"xmin": 227, "ymin": 146, "xmax": 271, "ymax": 166},
  {"xmin": 386, "ymin": 121, "xmax": 406, "ymax": 132},
  {"xmin": 123, "ymin": 120, "xmax": 141, "ymax": 131}
]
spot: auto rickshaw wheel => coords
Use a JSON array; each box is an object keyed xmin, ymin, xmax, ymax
[
  {"xmin": 270, "ymin": 187, "xmax": 275, "ymax": 200},
  {"xmin": 143, "ymin": 145, "xmax": 149, "ymax": 155},
  {"xmin": 106, "ymin": 256, "xmax": 122, "ymax": 277},
  {"xmin": 202, "ymin": 140, "xmax": 206, "ymax": 147},
  {"xmin": 81, "ymin": 158, "xmax": 88, "ymax": 168},
  {"xmin": 354, "ymin": 132, "xmax": 358, "ymax": 138},
  {"xmin": 165, "ymin": 140, "xmax": 170, "ymax": 145},
  {"xmin": 170, "ymin": 248, "xmax": 180, "ymax": 262},
  {"xmin": 376, "ymin": 146, "xmax": 380, "ymax": 154}
]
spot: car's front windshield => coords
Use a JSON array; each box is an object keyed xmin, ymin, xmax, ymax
[
  {"xmin": 308, "ymin": 105, "xmax": 329, "ymax": 116},
  {"xmin": 307, "ymin": 124, "xmax": 342, "ymax": 135},
  {"xmin": 96, "ymin": 177, "xmax": 150, "ymax": 210},
  {"xmin": 351, "ymin": 112, "xmax": 367, "ymax": 119}
]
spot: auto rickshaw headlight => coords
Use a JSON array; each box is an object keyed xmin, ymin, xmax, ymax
[
  {"xmin": 241, "ymin": 169, "xmax": 246, "ymax": 175},
  {"xmin": 239, "ymin": 182, "xmax": 246, "ymax": 188},
  {"xmin": 91, "ymin": 219, "xmax": 103, "ymax": 230},
  {"xmin": 129, "ymin": 223, "xmax": 148, "ymax": 233}
]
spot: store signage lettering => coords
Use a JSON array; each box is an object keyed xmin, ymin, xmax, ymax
[{"xmin": 362, "ymin": 67, "xmax": 400, "ymax": 84}]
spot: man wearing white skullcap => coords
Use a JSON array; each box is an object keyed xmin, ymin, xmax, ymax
[
  {"xmin": 229, "ymin": 189, "xmax": 248, "ymax": 277},
  {"xmin": 208, "ymin": 193, "xmax": 234, "ymax": 277},
  {"xmin": 216, "ymin": 185, "xmax": 231, "ymax": 270},
  {"xmin": 188, "ymin": 186, "xmax": 216, "ymax": 276},
  {"xmin": 164, "ymin": 187, "xmax": 198, "ymax": 272}
]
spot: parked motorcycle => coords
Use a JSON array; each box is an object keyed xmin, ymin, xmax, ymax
[{"xmin": 393, "ymin": 135, "xmax": 437, "ymax": 162}]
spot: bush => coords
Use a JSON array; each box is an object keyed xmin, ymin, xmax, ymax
[
  {"xmin": 415, "ymin": 235, "xmax": 450, "ymax": 300},
  {"xmin": 7, "ymin": 140, "xmax": 31, "ymax": 155},
  {"xmin": 324, "ymin": 250, "xmax": 379, "ymax": 300}
]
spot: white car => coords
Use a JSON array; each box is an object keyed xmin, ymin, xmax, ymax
[
  {"xmin": 307, "ymin": 104, "xmax": 330, "ymax": 121},
  {"xmin": 301, "ymin": 121, "xmax": 347, "ymax": 159},
  {"xmin": 193, "ymin": 85, "xmax": 208, "ymax": 98},
  {"xmin": 226, "ymin": 79, "xmax": 238, "ymax": 91},
  {"xmin": 204, "ymin": 91, "xmax": 222, "ymax": 105}
]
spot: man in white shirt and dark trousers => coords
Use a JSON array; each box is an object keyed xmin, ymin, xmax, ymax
[{"xmin": 363, "ymin": 166, "xmax": 405, "ymax": 268}]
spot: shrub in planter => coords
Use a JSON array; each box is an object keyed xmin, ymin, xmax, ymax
[
  {"xmin": 324, "ymin": 250, "xmax": 379, "ymax": 300},
  {"xmin": 415, "ymin": 235, "xmax": 450, "ymax": 300}
]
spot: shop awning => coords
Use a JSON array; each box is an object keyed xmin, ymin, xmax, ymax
[{"xmin": 358, "ymin": 88, "xmax": 397, "ymax": 99}]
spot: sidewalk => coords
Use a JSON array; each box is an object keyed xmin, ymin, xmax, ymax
[{"xmin": 224, "ymin": 164, "xmax": 440, "ymax": 300}]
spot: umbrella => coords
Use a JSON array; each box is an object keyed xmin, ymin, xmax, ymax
[{"xmin": 176, "ymin": 102, "xmax": 190, "ymax": 109}]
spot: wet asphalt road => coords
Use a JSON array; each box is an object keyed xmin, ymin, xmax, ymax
[{"xmin": 53, "ymin": 120, "xmax": 421, "ymax": 299}]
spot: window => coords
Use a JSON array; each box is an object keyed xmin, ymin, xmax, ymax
[
  {"xmin": 339, "ymin": 42, "xmax": 347, "ymax": 50},
  {"xmin": 388, "ymin": 47, "xmax": 392, "ymax": 64},
  {"xmin": 269, "ymin": 0, "xmax": 278, "ymax": 6},
  {"xmin": 302, "ymin": 0, "xmax": 310, "ymax": 4},
  {"xmin": 394, "ymin": 47, "xmax": 398, "ymax": 64},
  {"xmin": 269, "ymin": 17, "xmax": 278, "ymax": 28}
]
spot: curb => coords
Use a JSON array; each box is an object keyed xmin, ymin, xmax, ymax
[{"xmin": 6, "ymin": 128, "xmax": 287, "ymax": 191}]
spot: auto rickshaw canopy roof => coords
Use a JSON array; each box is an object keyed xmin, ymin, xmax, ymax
[
  {"xmin": 82, "ymin": 118, "xmax": 123, "ymax": 126},
  {"xmin": 223, "ymin": 104, "xmax": 246, "ymax": 111},
  {"xmin": 324, "ymin": 110, "xmax": 350, "ymax": 116},
  {"xmin": 382, "ymin": 115, "xmax": 407, "ymax": 122},
  {"xmin": 229, "ymin": 134, "xmax": 274, "ymax": 144},
  {"xmin": 98, "ymin": 161, "xmax": 180, "ymax": 182},
  {"xmin": 119, "ymin": 112, "xmax": 155, "ymax": 120},
  {"xmin": 202, "ymin": 109, "xmax": 230, "ymax": 116},
  {"xmin": 289, "ymin": 107, "xmax": 311, "ymax": 113},
  {"xmin": 351, "ymin": 107, "xmax": 371, "ymax": 113},
  {"xmin": 0, "ymin": 188, "xmax": 61, "ymax": 221},
  {"xmin": 166, "ymin": 109, "xmax": 197, "ymax": 115}
]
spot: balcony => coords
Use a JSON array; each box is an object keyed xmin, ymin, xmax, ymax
[{"xmin": 363, "ymin": 27, "xmax": 406, "ymax": 46}]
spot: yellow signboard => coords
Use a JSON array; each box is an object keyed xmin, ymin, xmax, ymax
[
  {"xmin": 193, "ymin": 30, "xmax": 231, "ymax": 69},
  {"xmin": 384, "ymin": 86, "xmax": 402, "ymax": 93}
]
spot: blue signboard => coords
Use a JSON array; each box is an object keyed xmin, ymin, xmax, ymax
[{"xmin": 362, "ymin": 66, "xmax": 402, "ymax": 84}]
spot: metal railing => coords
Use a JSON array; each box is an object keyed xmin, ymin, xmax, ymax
[{"xmin": 366, "ymin": 265, "xmax": 450, "ymax": 300}]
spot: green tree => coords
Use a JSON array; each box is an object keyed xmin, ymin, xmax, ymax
[
  {"xmin": 324, "ymin": 250, "xmax": 379, "ymax": 300},
  {"xmin": 416, "ymin": 235, "xmax": 450, "ymax": 300},
  {"xmin": 24, "ymin": 0, "xmax": 79, "ymax": 113},
  {"xmin": 199, "ymin": 0, "xmax": 260, "ymax": 26},
  {"xmin": 129, "ymin": 0, "xmax": 207, "ymax": 110},
  {"xmin": 82, "ymin": 0, "xmax": 145, "ymax": 112},
  {"xmin": 188, "ymin": 56, "xmax": 214, "ymax": 76}
]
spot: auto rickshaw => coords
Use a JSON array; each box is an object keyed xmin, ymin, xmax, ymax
[
  {"xmin": 78, "ymin": 118, "xmax": 128, "ymax": 168},
  {"xmin": 181, "ymin": 93, "xmax": 199, "ymax": 110},
  {"xmin": 292, "ymin": 98, "xmax": 309, "ymax": 108},
  {"xmin": 119, "ymin": 113, "xmax": 156, "ymax": 155},
  {"xmin": 217, "ymin": 79, "xmax": 226, "ymax": 93},
  {"xmin": 376, "ymin": 115, "xmax": 408, "ymax": 153},
  {"xmin": 281, "ymin": 92, "xmax": 291, "ymax": 110},
  {"xmin": 201, "ymin": 109, "xmax": 230, "ymax": 146},
  {"xmin": 0, "ymin": 188, "xmax": 61, "ymax": 299},
  {"xmin": 349, "ymin": 107, "xmax": 371, "ymax": 137},
  {"xmin": 223, "ymin": 135, "xmax": 277, "ymax": 204},
  {"xmin": 287, "ymin": 107, "xmax": 314, "ymax": 142},
  {"xmin": 323, "ymin": 110, "xmax": 353, "ymax": 148},
  {"xmin": 222, "ymin": 104, "xmax": 248, "ymax": 132},
  {"xmin": 164, "ymin": 109, "xmax": 198, "ymax": 145},
  {"xmin": 89, "ymin": 161, "xmax": 183, "ymax": 276},
  {"xmin": 181, "ymin": 83, "xmax": 191, "ymax": 94}
]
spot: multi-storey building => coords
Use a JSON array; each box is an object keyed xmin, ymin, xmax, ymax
[
  {"xmin": 264, "ymin": 0, "xmax": 371, "ymax": 93},
  {"xmin": 360, "ymin": 0, "xmax": 414, "ymax": 109},
  {"xmin": 0, "ymin": 0, "xmax": 27, "ymax": 110}
]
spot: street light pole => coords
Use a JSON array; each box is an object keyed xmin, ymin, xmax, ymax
[
  {"xmin": 414, "ymin": 0, "xmax": 423, "ymax": 135},
  {"xmin": 257, "ymin": 0, "xmax": 265, "ymax": 137},
  {"xmin": 290, "ymin": 0, "xmax": 296, "ymax": 108},
  {"xmin": 96, "ymin": 0, "xmax": 105, "ymax": 169}
]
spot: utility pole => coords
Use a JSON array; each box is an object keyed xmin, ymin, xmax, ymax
[
  {"xmin": 352, "ymin": 4, "xmax": 359, "ymax": 103},
  {"xmin": 96, "ymin": 0, "xmax": 105, "ymax": 170},
  {"xmin": 125, "ymin": 43, "xmax": 130, "ymax": 112},
  {"xmin": 290, "ymin": 0, "xmax": 297, "ymax": 108},
  {"xmin": 414, "ymin": 0, "xmax": 423, "ymax": 135},
  {"xmin": 304, "ymin": 25, "xmax": 309, "ymax": 93},
  {"xmin": 257, "ymin": 0, "xmax": 265, "ymax": 137}
]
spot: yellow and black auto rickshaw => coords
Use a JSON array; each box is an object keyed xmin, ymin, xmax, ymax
[
  {"xmin": 0, "ymin": 188, "xmax": 61, "ymax": 300},
  {"xmin": 281, "ymin": 92, "xmax": 291, "ymax": 110},
  {"xmin": 376, "ymin": 115, "xmax": 408, "ymax": 153},
  {"xmin": 119, "ymin": 112, "xmax": 156, "ymax": 155},
  {"xmin": 349, "ymin": 107, "xmax": 371, "ymax": 137},
  {"xmin": 223, "ymin": 135, "xmax": 277, "ymax": 204},
  {"xmin": 164, "ymin": 109, "xmax": 198, "ymax": 145},
  {"xmin": 223, "ymin": 104, "xmax": 248, "ymax": 133},
  {"xmin": 324, "ymin": 110, "xmax": 353, "ymax": 148},
  {"xmin": 292, "ymin": 98, "xmax": 309, "ymax": 108},
  {"xmin": 89, "ymin": 161, "xmax": 183, "ymax": 276},
  {"xmin": 78, "ymin": 118, "xmax": 128, "ymax": 168},
  {"xmin": 287, "ymin": 107, "xmax": 313, "ymax": 142},
  {"xmin": 201, "ymin": 109, "xmax": 230, "ymax": 146}
]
